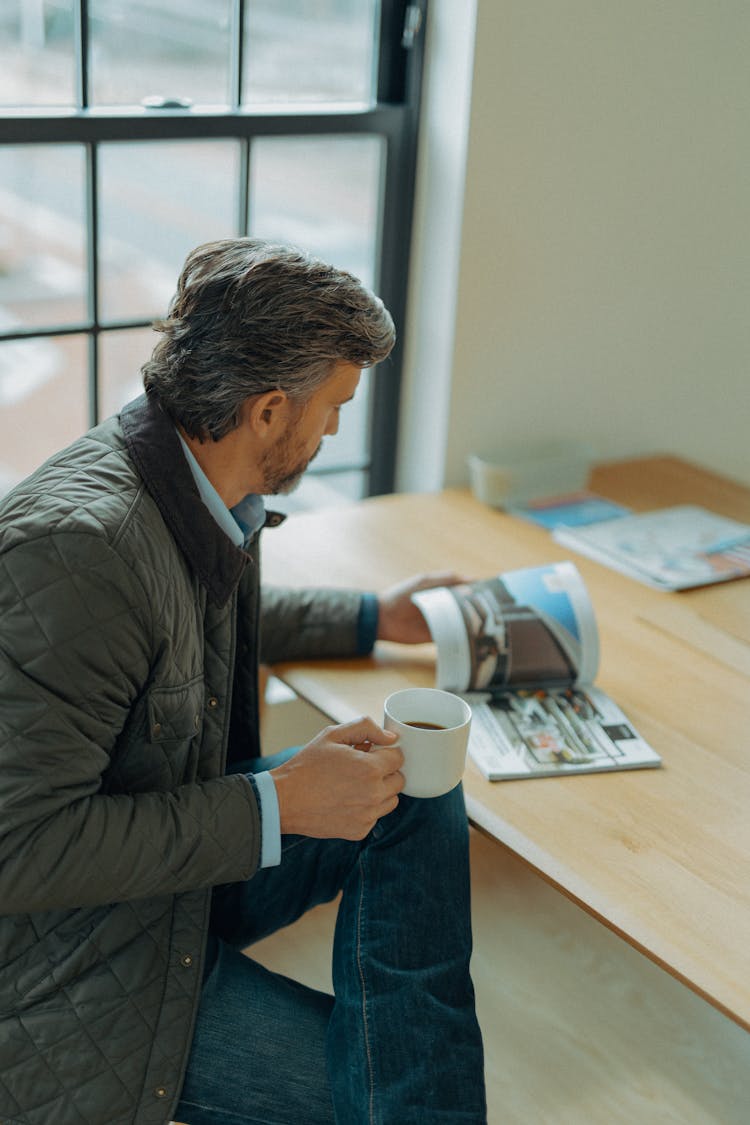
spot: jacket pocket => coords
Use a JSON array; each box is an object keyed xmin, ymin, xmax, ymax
[{"xmin": 147, "ymin": 676, "xmax": 205, "ymax": 743}]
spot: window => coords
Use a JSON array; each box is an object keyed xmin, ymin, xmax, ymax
[{"xmin": 0, "ymin": 0, "xmax": 425, "ymax": 507}]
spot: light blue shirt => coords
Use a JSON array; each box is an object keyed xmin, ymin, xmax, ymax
[{"xmin": 177, "ymin": 432, "xmax": 281, "ymax": 868}]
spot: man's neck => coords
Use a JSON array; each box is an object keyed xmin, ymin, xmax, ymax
[{"xmin": 178, "ymin": 425, "xmax": 262, "ymax": 508}]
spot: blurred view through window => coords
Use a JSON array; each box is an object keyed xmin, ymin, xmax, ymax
[{"xmin": 0, "ymin": 0, "xmax": 423, "ymax": 509}]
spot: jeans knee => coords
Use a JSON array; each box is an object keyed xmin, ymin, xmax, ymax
[
  {"xmin": 375, "ymin": 782, "xmax": 469, "ymax": 848},
  {"xmin": 418, "ymin": 780, "xmax": 467, "ymax": 823}
]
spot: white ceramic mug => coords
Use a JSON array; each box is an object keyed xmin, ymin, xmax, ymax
[{"xmin": 383, "ymin": 688, "xmax": 472, "ymax": 798}]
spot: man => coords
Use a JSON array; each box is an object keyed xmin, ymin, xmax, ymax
[{"xmin": 0, "ymin": 239, "xmax": 486, "ymax": 1124}]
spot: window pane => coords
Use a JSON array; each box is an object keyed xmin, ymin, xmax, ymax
[
  {"xmin": 98, "ymin": 327, "xmax": 155, "ymax": 421},
  {"xmin": 243, "ymin": 0, "xmax": 379, "ymax": 106},
  {"xmin": 98, "ymin": 140, "xmax": 239, "ymax": 322},
  {"xmin": 0, "ymin": 145, "xmax": 87, "ymax": 329},
  {"xmin": 250, "ymin": 134, "xmax": 383, "ymax": 474},
  {"xmin": 0, "ymin": 334, "xmax": 88, "ymax": 495},
  {"xmin": 0, "ymin": 2, "xmax": 76, "ymax": 107},
  {"xmin": 89, "ymin": 0, "xmax": 232, "ymax": 106},
  {"xmin": 249, "ymin": 135, "xmax": 382, "ymax": 287}
]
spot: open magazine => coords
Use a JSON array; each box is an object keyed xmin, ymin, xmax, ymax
[{"xmin": 412, "ymin": 562, "xmax": 661, "ymax": 780}]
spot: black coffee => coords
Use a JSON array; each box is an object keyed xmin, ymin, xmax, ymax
[{"xmin": 404, "ymin": 721, "xmax": 446, "ymax": 730}]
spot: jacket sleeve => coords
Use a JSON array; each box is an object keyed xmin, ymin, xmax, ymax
[
  {"xmin": 259, "ymin": 585, "xmax": 373, "ymax": 665},
  {"xmin": 0, "ymin": 532, "xmax": 261, "ymax": 916}
]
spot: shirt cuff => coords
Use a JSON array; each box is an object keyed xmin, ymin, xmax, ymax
[
  {"xmin": 356, "ymin": 593, "xmax": 380, "ymax": 655},
  {"xmin": 249, "ymin": 770, "xmax": 282, "ymax": 868}
]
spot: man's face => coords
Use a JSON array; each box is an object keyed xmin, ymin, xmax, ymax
[{"xmin": 261, "ymin": 361, "xmax": 361, "ymax": 495}]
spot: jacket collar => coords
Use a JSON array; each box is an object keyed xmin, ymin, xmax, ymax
[{"xmin": 120, "ymin": 392, "xmax": 284, "ymax": 606}]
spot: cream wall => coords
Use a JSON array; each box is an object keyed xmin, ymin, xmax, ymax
[{"xmin": 398, "ymin": 1, "xmax": 750, "ymax": 491}]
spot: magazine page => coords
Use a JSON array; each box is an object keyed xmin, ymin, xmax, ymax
[
  {"xmin": 411, "ymin": 561, "xmax": 599, "ymax": 693},
  {"xmin": 553, "ymin": 505, "xmax": 750, "ymax": 590},
  {"xmin": 467, "ymin": 685, "xmax": 661, "ymax": 780}
]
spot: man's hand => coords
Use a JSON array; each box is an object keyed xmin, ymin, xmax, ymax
[
  {"xmin": 269, "ymin": 717, "xmax": 405, "ymax": 840},
  {"xmin": 376, "ymin": 571, "xmax": 469, "ymax": 645}
]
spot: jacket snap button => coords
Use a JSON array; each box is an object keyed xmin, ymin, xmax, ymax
[
  {"xmin": 180, "ymin": 954, "xmax": 193, "ymax": 967},
  {"xmin": 155, "ymin": 1086, "xmax": 168, "ymax": 1098},
  {"xmin": 152, "ymin": 722, "xmax": 162, "ymax": 736},
  {"xmin": 207, "ymin": 696, "xmax": 218, "ymax": 709}
]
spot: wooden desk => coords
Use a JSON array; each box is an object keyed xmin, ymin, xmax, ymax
[{"xmin": 262, "ymin": 456, "xmax": 750, "ymax": 1033}]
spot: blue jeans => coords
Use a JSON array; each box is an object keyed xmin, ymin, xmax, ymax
[{"xmin": 175, "ymin": 750, "xmax": 486, "ymax": 1125}]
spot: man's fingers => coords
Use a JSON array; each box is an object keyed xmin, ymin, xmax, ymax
[
  {"xmin": 276, "ymin": 722, "xmax": 406, "ymax": 839},
  {"xmin": 378, "ymin": 793, "xmax": 401, "ymax": 819},
  {"xmin": 328, "ymin": 715, "xmax": 398, "ymax": 748},
  {"xmin": 368, "ymin": 743, "xmax": 405, "ymax": 775},
  {"xmin": 408, "ymin": 570, "xmax": 472, "ymax": 594}
]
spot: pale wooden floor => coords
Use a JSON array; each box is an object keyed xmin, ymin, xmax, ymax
[{"xmin": 181, "ymin": 689, "xmax": 750, "ymax": 1124}]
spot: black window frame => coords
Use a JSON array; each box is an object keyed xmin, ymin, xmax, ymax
[{"xmin": 0, "ymin": 0, "xmax": 426, "ymax": 496}]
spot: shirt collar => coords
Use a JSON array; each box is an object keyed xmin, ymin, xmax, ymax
[{"xmin": 176, "ymin": 431, "xmax": 266, "ymax": 548}]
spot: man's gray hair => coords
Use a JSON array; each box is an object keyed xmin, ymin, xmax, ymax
[{"xmin": 142, "ymin": 238, "xmax": 396, "ymax": 440}]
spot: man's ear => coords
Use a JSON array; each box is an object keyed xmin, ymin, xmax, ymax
[{"xmin": 244, "ymin": 390, "xmax": 290, "ymax": 439}]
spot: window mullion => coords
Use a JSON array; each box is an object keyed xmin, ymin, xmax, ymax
[
  {"xmin": 230, "ymin": 0, "xmax": 246, "ymax": 109},
  {"xmin": 238, "ymin": 137, "xmax": 250, "ymax": 236},
  {"xmin": 233, "ymin": 0, "xmax": 247, "ymax": 232},
  {"xmin": 74, "ymin": 0, "xmax": 90, "ymax": 109},
  {"xmin": 85, "ymin": 141, "xmax": 100, "ymax": 426}
]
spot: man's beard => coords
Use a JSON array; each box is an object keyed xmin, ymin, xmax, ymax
[{"xmin": 261, "ymin": 431, "xmax": 321, "ymax": 495}]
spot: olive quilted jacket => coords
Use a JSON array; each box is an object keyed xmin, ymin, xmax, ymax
[{"xmin": 0, "ymin": 392, "xmax": 366, "ymax": 1125}]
